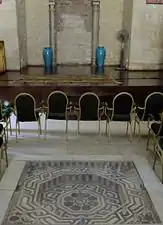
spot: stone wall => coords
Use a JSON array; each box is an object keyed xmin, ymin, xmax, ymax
[
  {"xmin": 0, "ymin": 0, "xmax": 19, "ymax": 70},
  {"xmin": 129, "ymin": 0, "xmax": 163, "ymax": 70},
  {"xmin": 0, "ymin": 0, "xmax": 123, "ymax": 68},
  {"xmin": 99, "ymin": 0, "xmax": 123, "ymax": 65},
  {"xmin": 16, "ymin": 0, "xmax": 28, "ymax": 68},
  {"xmin": 25, "ymin": 0, "xmax": 49, "ymax": 65},
  {"xmin": 1, "ymin": 0, "xmax": 163, "ymax": 70},
  {"xmin": 25, "ymin": 0, "xmax": 123, "ymax": 66}
]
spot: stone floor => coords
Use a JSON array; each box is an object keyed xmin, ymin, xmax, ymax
[{"xmin": 0, "ymin": 114, "xmax": 163, "ymax": 225}]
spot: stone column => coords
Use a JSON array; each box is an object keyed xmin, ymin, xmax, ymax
[
  {"xmin": 92, "ymin": 0, "xmax": 100, "ymax": 66},
  {"xmin": 48, "ymin": 0, "xmax": 57, "ymax": 66}
]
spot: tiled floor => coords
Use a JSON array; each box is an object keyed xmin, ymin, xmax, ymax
[
  {"xmin": 0, "ymin": 114, "xmax": 163, "ymax": 225},
  {"xmin": 1, "ymin": 161, "xmax": 161, "ymax": 225}
]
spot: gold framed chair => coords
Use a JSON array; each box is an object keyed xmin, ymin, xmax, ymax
[
  {"xmin": 2, "ymin": 100, "xmax": 13, "ymax": 139},
  {"xmin": 146, "ymin": 111, "xmax": 163, "ymax": 151},
  {"xmin": 44, "ymin": 91, "xmax": 69, "ymax": 139},
  {"xmin": 106, "ymin": 92, "xmax": 135, "ymax": 141},
  {"xmin": 14, "ymin": 93, "xmax": 42, "ymax": 141},
  {"xmin": 153, "ymin": 136, "xmax": 163, "ymax": 183},
  {"xmin": 75, "ymin": 92, "xmax": 104, "ymax": 135},
  {"xmin": 0, "ymin": 101, "xmax": 12, "ymax": 142},
  {"xmin": 0, "ymin": 123, "xmax": 8, "ymax": 167},
  {"xmin": 134, "ymin": 92, "xmax": 163, "ymax": 139}
]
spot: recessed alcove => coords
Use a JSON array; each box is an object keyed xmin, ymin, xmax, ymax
[{"xmin": 15, "ymin": 0, "xmax": 123, "ymax": 69}]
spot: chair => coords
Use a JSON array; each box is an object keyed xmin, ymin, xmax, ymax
[
  {"xmin": 0, "ymin": 123, "xmax": 8, "ymax": 167},
  {"xmin": 75, "ymin": 92, "xmax": 104, "ymax": 135},
  {"xmin": 44, "ymin": 91, "xmax": 69, "ymax": 139},
  {"xmin": 0, "ymin": 101, "xmax": 12, "ymax": 141},
  {"xmin": 146, "ymin": 110, "xmax": 163, "ymax": 151},
  {"xmin": 134, "ymin": 92, "xmax": 163, "ymax": 138},
  {"xmin": 14, "ymin": 93, "xmax": 41, "ymax": 141},
  {"xmin": 153, "ymin": 136, "xmax": 163, "ymax": 183},
  {"xmin": 106, "ymin": 92, "xmax": 135, "ymax": 141}
]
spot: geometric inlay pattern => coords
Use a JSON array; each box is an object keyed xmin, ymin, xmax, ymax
[{"xmin": 1, "ymin": 161, "xmax": 161, "ymax": 225}]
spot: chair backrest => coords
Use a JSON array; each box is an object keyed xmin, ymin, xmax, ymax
[
  {"xmin": 79, "ymin": 92, "xmax": 100, "ymax": 121},
  {"xmin": 47, "ymin": 91, "xmax": 68, "ymax": 120},
  {"xmin": 112, "ymin": 92, "xmax": 134, "ymax": 116},
  {"xmin": 14, "ymin": 93, "xmax": 37, "ymax": 122},
  {"xmin": 142, "ymin": 92, "xmax": 163, "ymax": 121}
]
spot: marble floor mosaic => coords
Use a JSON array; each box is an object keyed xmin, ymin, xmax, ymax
[{"xmin": 1, "ymin": 160, "xmax": 161, "ymax": 225}]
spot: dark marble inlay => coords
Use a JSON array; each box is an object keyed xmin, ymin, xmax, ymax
[{"xmin": 1, "ymin": 161, "xmax": 161, "ymax": 225}]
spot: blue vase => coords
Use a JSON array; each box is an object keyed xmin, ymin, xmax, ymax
[
  {"xmin": 43, "ymin": 47, "xmax": 53, "ymax": 74},
  {"xmin": 96, "ymin": 46, "xmax": 106, "ymax": 68},
  {"xmin": 95, "ymin": 66, "xmax": 104, "ymax": 75}
]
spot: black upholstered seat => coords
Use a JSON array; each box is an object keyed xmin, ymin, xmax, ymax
[
  {"xmin": 111, "ymin": 114, "xmax": 130, "ymax": 122},
  {"xmin": 14, "ymin": 93, "xmax": 41, "ymax": 141},
  {"xmin": 45, "ymin": 91, "xmax": 69, "ymax": 138},
  {"xmin": 75, "ymin": 92, "xmax": 103, "ymax": 135},
  {"xmin": 135, "ymin": 92, "xmax": 163, "ymax": 138},
  {"xmin": 106, "ymin": 92, "xmax": 135, "ymax": 141}
]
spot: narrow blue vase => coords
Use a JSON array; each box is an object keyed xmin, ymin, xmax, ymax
[
  {"xmin": 43, "ymin": 47, "xmax": 53, "ymax": 74},
  {"xmin": 96, "ymin": 46, "xmax": 106, "ymax": 68},
  {"xmin": 95, "ymin": 66, "xmax": 104, "ymax": 75}
]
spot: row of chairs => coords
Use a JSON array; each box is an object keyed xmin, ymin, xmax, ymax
[{"xmin": 11, "ymin": 91, "xmax": 163, "ymax": 142}]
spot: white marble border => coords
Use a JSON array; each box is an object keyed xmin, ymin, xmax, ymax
[
  {"xmin": 0, "ymin": 155, "xmax": 163, "ymax": 225},
  {"xmin": 0, "ymin": 160, "xmax": 26, "ymax": 224}
]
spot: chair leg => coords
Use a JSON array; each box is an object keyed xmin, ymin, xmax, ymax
[
  {"xmin": 77, "ymin": 119, "xmax": 80, "ymax": 136},
  {"xmin": 4, "ymin": 128, "xmax": 8, "ymax": 144},
  {"xmin": 1, "ymin": 147, "xmax": 3, "ymax": 159},
  {"xmin": 137, "ymin": 121, "xmax": 141, "ymax": 140},
  {"xmin": 18, "ymin": 121, "xmax": 20, "ymax": 135},
  {"xmin": 97, "ymin": 119, "xmax": 101, "ymax": 141},
  {"xmin": 4, "ymin": 143, "xmax": 8, "ymax": 167},
  {"xmin": 126, "ymin": 122, "xmax": 129, "ymax": 135},
  {"xmin": 0, "ymin": 149, "xmax": 4, "ymax": 172},
  {"xmin": 6, "ymin": 123, "xmax": 8, "ymax": 142},
  {"xmin": 146, "ymin": 128, "xmax": 151, "ymax": 151},
  {"xmin": 107, "ymin": 121, "xmax": 111, "ymax": 142},
  {"xmin": 37, "ymin": 121, "xmax": 40, "ymax": 139},
  {"xmin": 44, "ymin": 119, "xmax": 47, "ymax": 140},
  {"xmin": 38, "ymin": 118, "xmax": 42, "ymax": 135},
  {"xmin": 161, "ymin": 162, "xmax": 163, "ymax": 184},
  {"xmin": 9, "ymin": 117, "xmax": 12, "ymax": 135},
  {"xmin": 16, "ymin": 120, "xmax": 18, "ymax": 142},
  {"xmin": 133, "ymin": 119, "xmax": 136, "ymax": 135},
  {"xmin": 105, "ymin": 121, "xmax": 108, "ymax": 135},
  {"xmin": 65, "ymin": 118, "xmax": 68, "ymax": 141},
  {"xmin": 65, "ymin": 118, "xmax": 68, "ymax": 134},
  {"xmin": 153, "ymin": 149, "xmax": 157, "ymax": 170},
  {"xmin": 129, "ymin": 121, "xmax": 132, "ymax": 142},
  {"xmin": 152, "ymin": 136, "xmax": 157, "ymax": 153}
]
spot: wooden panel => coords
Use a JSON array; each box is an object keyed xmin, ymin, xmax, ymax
[{"xmin": 0, "ymin": 41, "xmax": 6, "ymax": 74}]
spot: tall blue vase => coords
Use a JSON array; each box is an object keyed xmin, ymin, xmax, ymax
[
  {"xmin": 96, "ymin": 46, "xmax": 106, "ymax": 68},
  {"xmin": 43, "ymin": 47, "xmax": 53, "ymax": 74}
]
